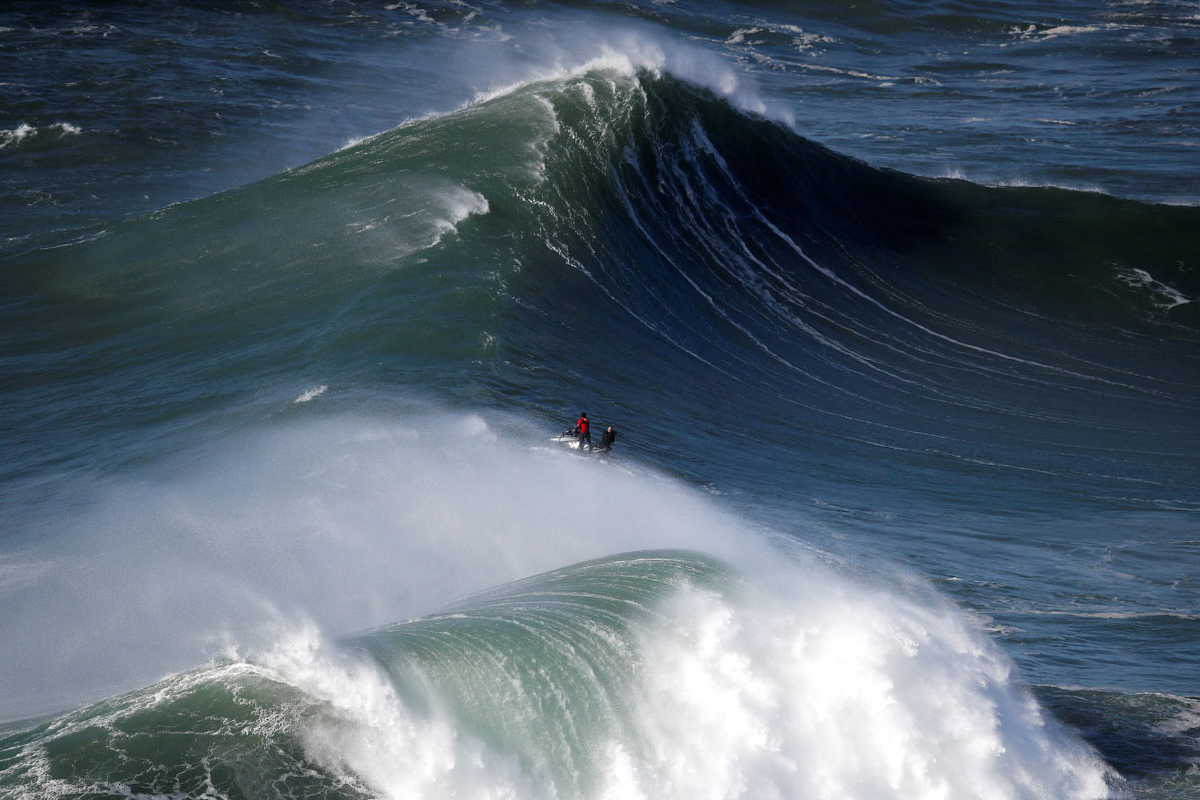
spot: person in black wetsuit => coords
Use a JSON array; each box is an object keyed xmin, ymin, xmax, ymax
[{"xmin": 598, "ymin": 426, "xmax": 617, "ymax": 451}]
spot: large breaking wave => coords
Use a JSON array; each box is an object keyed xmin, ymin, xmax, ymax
[
  {"xmin": 0, "ymin": 548, "xmax": 1114, "ymax": 799},
  {"xmin": 5, "ymin": 63, "xmax": 1197, "ymax": 503}
]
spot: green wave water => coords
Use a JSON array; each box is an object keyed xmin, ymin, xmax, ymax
[{"xmin": 1, "ymin": 551, "xmax": 1117, "ymax": 799}]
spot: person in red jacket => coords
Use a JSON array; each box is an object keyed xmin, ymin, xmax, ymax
[{"xmin": 575, "ymin": 412, "xmax": 592, "ymax": 450}]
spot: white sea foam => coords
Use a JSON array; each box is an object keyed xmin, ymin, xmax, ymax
[
  {"xmin": 294, "ymin": 385, "xmax": 329, "ymax": 403},
  {"xmin": 0, "ymin": 411, "xmax": 1116, "ymax": 797},
  {"xmin": 254, "ymin": 625, "xmax": 536, "ymax": 800},
  {"xmin": 415, "ymin": 27, "xmax": 790, "ymax": 128},
  {"xmin": 1009, "ymin": 23, "xmax": 1108, "ymax": 42},
  {"xmin": 338, "ymin": 133, "xmax": 377, "ymax": 151},
  {"xmin": 423, "ymin": 186, "xmax": 489, "ymax": 249},
  {"xmin": 290, "ymin": 23, "xmax": 794, "ymax": 181},
  {"xmin": 994, "ymin": 175, "xmax": 1107, "ymax": 193},
  {"xmin": 614, "ymin": 586, "xmax": 1112, "ymax": 800},
  {"xmin": 0, "ymin": 412, "xmax": 762, "ymax": 719},
  {"xmin": 934, "ymin": 166, "xmax": 1113, "ymax": 198},
  {"xmin": 724, "ymin": 21, "xmax": 834, "ymax": 52},
  {"xmin": 1152, "ymin": 695, "xmax": 1200, "ymax": 737},
  {"xmin": 1116, "ymin": 267, "xmax": 1192, "ymax": 309},
  {"xmin": 307, "ymin": 172, "xmax": 489, "ymax": 258},
  {"xmin": 246, "ymin": 557, "xmax": 1114, "ymax": 800},
  {"xmin": 385, "ymin": 3, "xmax": 436, "ymax": 25},
  {"xmin": 0, "ymin": 123, "xmax": 35, "ymax": 149},
  {"xmin": 797, "ymin": 63, "xmax": 902, "ymax": 82},
  {"xmin": 0, "ymin": 122, "xmax": 82, "ymax": 150},
  {"xmin": 726, "ymin": 27, "xmax": 762, "ymax": 45}
]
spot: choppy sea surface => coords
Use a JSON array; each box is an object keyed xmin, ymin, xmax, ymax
[{"xmin": 1, "ymin": 2, "xmax": 1198, "ymax": 798}]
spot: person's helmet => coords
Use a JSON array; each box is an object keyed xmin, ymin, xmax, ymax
[{"xmin": 581, "ymin": 412, "xmax": 587, "ymax": 417}]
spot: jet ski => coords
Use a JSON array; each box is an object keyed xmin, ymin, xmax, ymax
[
  {"xmin": 551, "ymin": 427, "xmax": 617, "ymax": 453},
  {"xmin": 552, "ymin": 429, "xmax": 584, "ymax": 450}
]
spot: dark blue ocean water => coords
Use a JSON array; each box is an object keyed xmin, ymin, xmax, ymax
[{"xmin": 1, "ymin": 2, "xmax": 1198, "ymax": 798}]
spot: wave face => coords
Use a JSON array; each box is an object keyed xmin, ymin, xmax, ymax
[
  {"xmin": 7, "ymin": 68, "xmax": 1198, "ymax": 497},
  {"xmin": 6, "ymin": 67, "xmax": 1197, "ymax": 558},
  {"xmin": 2, "ymin": 2, "xmax": 1199, "ymax": 799},
  {"xmin": 1, "ymin": 551, "xmax": 1114, "ymax": 800}
]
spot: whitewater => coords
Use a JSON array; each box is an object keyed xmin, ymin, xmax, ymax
[
  {"xmin": 0, "ymin": 417, "xmax": 1112, "ymax": 799},
  {"xmin": 1, "ymin": 2, "xmax": 1198, "ymax": 799}
]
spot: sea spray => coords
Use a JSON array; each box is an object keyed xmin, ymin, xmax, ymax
[
  {"xmin": 322, "ymin": 553, "xmax": 1116, "ymax": 800},
  {"xmin": 624, "ymin": 581, "xmax": 1114, "ymax": 799},
  {"xmin": 0, "ymin": 412, "xmax": 761, "ymax": 721},
  {"xmin": 0, "ymin": 411, "xmax": 1115, "ymax": 797},
  {"xmin": 0, "ymin": 549, "xmax": 1117, "ymax": 799}
]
